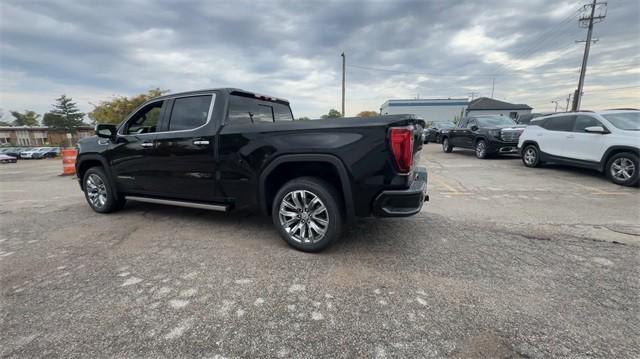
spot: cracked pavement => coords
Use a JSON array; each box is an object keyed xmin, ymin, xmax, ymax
[{"xmin": 1, "ymin": 145, "xmax": 639, "ymax": 358}]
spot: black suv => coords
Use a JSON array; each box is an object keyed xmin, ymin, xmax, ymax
[
  {"xmin": 441, "ymin": 115, "xmax": 524, "ymax": 158},
  {"xmin": 424, "ymin": 121, "xmax": 456, "ymax": 143},
  {"xmin": 76, "ymin": 88, "xmax": 428, "ymax": 252}
]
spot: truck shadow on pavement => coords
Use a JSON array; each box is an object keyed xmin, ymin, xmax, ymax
[{"xmin": 117, "ymin": 201, "xmax": 432, "ymax": 254}]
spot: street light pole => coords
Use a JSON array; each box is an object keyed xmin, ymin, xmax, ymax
[{"xmin": 341, "ymin": 52, "xmax": 345, "ymax": 117}]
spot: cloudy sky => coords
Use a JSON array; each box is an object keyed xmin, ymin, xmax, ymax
[{"xmin": 1, "ymin": 0, "xmax": 638, "ymax": 120}]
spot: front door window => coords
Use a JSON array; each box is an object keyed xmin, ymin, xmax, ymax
[{"xmin": 125, "ymin": 101, "xmax": 164, "ymax": 135}]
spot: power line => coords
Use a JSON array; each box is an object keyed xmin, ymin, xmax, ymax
[
  {"xmin": 491, "ymin": 7, "xmax": 583, "ymax": 75},
  {"xmin": 346, "ymin": 62, "xmax": 636, "ymax": 78},
  {"xmin": 584, "ymin": 85, "xmax": 640, "ymax": 92}
]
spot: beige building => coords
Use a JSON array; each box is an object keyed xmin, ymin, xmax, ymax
[{"xmin": 0, "ymin": 126, "xmax": 94, "ymax": 146}]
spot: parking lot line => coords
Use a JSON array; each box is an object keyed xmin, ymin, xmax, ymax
[{"xmin": 432, "ymin": 177, "xmax": 470, "ymax": 197}]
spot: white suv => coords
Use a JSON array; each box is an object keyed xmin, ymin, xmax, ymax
[{"xmin": 518, "ymin": 110, "xmax": 639, "ymax": 186}]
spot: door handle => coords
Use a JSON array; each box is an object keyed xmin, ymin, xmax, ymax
[
  {"xmin": 566, "ymin": 135, "xmax": 574, "ymax": 139},
  {"xmin": 193, "ymin": 140, "xmax": 210, "ymax": 146},
  {"xmin": 141, "ymin": 142, "xmax": 154, "ymax": 148}
]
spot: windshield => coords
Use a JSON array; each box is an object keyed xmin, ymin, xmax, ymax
[
  {"xmin": 476, "ymin": 116, "xmax": 516, "ymax": 127},
  {"xmin": 602, "ymin": 112, "xmax": 640, "ymax": 130},
  {"xmin": 435, "ymin": 122, "xmax": 455, "ymax": 128}
]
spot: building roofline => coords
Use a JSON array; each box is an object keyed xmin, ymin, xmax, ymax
[
  {"xmin": 467, "ymin": 107, "xmax": 532, "ymax": 111},
  {"xmin": 381, "ymin": 98, "xmax": 470, "ymax": 108}
]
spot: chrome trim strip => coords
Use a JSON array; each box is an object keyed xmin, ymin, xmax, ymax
[
  {"xmin": 126, "ymin": 196, "xmax": 228, "ymax": 211},
  {"xmin": 118, "ymin": 92, "xmax": 217, "ymax": 137}
]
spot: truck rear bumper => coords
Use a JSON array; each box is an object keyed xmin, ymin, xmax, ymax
[{"xmin": 372, "ymin": 166, "xmax": 428, "ymax": 217}]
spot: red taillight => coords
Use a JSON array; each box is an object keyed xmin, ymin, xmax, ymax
[{"xmin": 389, "ymin": 127, "xmax": 413, "ymax": 173}]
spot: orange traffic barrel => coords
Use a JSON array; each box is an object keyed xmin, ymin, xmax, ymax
[{"xmin": 61, "ymin": 149, "xmax": 77, "ymax": 176}]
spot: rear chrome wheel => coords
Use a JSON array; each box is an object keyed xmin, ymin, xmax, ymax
[
  {"xmin": 272, "ymin": 177, "xmax": 343, "ymax": 252},
  {"xmin": 279, "ymin": 190, "xmax": 329, "ymax": 244}
]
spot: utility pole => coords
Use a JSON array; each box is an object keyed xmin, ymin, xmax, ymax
[
  {"xmin": 572, "ymin": 0, "xmax": 607, "ymax": 111},
  {"xmin": 469, "ymin": 91, "xmax": 478, "ymax": 101},
  {"xmin": 341, "ymin": 52, "xmax": 345, "ymax": 117},
  {"xmin": 565, "ymin": 93, "xmax": 572, "ymax": 112},
  {"xmin": 491, "ymin": 77, "xmax": 495, "ymax": 98},
  {"xmin": 551, "ymin": 100, "xmax": 560, "ymax": 112}
]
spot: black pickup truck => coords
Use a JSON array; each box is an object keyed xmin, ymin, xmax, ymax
[
  {"xmin": 441, "ymin": 115, "xmax": 524, "ymax": 159},
  {"xmin": 76, "ymin": 88, "xmax": 428, "ymax": 252}
]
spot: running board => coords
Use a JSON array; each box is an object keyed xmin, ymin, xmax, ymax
[{"xmin": 126, "ymin": 196, "xmax": 228, "ymax": 211}]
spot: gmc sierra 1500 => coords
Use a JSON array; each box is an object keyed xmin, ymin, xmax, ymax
[{"xmin": 77, "ymin": 88, "xmax": 428, "ymax": 251}]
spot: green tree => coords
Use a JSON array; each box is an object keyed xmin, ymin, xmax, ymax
[
  {"xmin": 297, "ymin": 116, "xmax": 311, "ymax": 121},
  {"xmin": 47, "ymin": 94, "xmax": 85, "ymax": 130},
  {"xmin": 42, "ymin": 112, "xmax": 65, "ymax": 128},
  {"xmin": 321, "ymin": 109, "xmax": 342, "ymax": 119},
  {"xmin": 10, "ymin": 110, "xmax": 40, "ymax": 126},
  {"xmin": 356, "ymin": 110, "xmax": 378, "ymax": 117},
  {"xmin": 0, "ymin": 121, "xmax": 11, "ymax": 126},
  {"xmin": 89, "ymin": 88, "xmax": 169, "ymax": 125}
]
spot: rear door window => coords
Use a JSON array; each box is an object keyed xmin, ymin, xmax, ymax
[
  {"xmin": 168, "ymin": 95, "xmax": 213, "ymax": 131},
  {"xmin": 542, "ymin": 115, "xmax": 575, "ymax": 132},
  {"xmin": 228, "ymin": 95, "xmax": 293, "ymax": 124}
]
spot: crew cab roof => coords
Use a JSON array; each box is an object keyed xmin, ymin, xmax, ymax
[{"xmin": 152, "ymin": 88, "xmax": 290, "ymax": 104}]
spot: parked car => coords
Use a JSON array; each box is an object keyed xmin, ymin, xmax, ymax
[
  {"xmin": 76, "ymin": 88, "xmax": 428, "ymax": 252},
  {"xmin": 19, "ymin": 147, "xmax": 45, "ymax": 159},
  {"xmin": 517, "ymin": 112, "xmax": 553, "ymax": 125},
  {"xmin": 1, "ymin": 147, "xmax": 21, "ymax": 157},
  {"xmin": 32, "ymin": 147, "xmax": 60, "ymax": 159},
  {"xmin": 424, "ymin": 121, "xmax": 456, "ymax": 143},
  {"xmin": 0, "ymin": 154, "xmax": 17, "ymax": 163},
  {"xmin": 441, "ymin": 115, "xmax": 525, "ymax": 158},
  {"xmin": 518, "ymin": 110, "xmax": 640, "ymax": 186}
]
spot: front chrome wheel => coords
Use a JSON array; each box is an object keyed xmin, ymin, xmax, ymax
[
  {"xmin": 278, "ymin": 190, "xmax": 329, "ymax": 244},
  {"xmin": 524, "ymin": 147, "xmax": 537, "ymax": 166},
  {"xmin": 86, "ymin": 173, "xmax": 108, "ymax": 209},
  {"xmin": 611, "ymin": 157, "xmax": 635, "ymax": 181},
  {"xmin": 476, "ymin": 141, "xmax": 487, "ymax": 158}
]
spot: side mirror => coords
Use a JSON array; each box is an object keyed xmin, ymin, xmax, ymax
[
  {"xmin": 96, "ymin": 124, "xmax": 117, "ymax": 140},
  {"xmin": 470, "ymin": 125, "xmax": 478, "ymax": 131},
  {"xmin": 584, "ymin": 126, "xmax": 608, "ymax": 134}
]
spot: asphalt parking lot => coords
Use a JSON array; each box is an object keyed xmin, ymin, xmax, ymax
[{"xmin": 1, "ymin": 146, "xmax": 639, "ymax": 358}]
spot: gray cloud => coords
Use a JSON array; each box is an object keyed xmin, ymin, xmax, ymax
[{"xmin": 1, "ymin": 0, "xmax": 638, "ymax": 119}]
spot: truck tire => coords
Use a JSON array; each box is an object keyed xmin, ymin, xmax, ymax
[
  {"xmin": 272, "ymin": 177, "xmax": 343, "ymax": 252},
  {"xmin": 442, "ymin": 137, "xmax": 453, "ymax": 153},
  {"xmin": 82, "ymin": 167, "xmax": 126, "ymax": 213},
  {"xmin": 605, "ymin": 152, "xmax": 639, "ymax": 187},
  {"xmin": 475, "ymin": 140, "xmax": 488, "ymax": 159}
]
